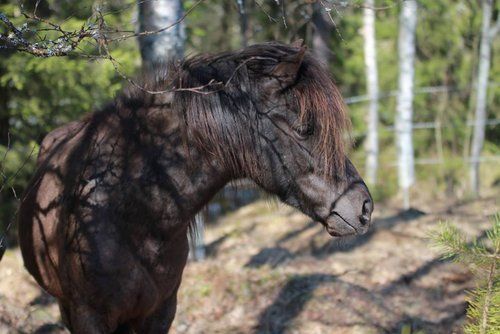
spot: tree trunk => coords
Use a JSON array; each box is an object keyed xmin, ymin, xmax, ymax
[
  {"xmin": 0, "ymin": 99, "xmax": 9, "ymax": 146},
  {"xmin": 0, "ymin": 64, "xmax": 10, "ymax": 146},
  {"xmin": 395, "ymin": 0, "xmax": 417, "ymax": 210},
  {"xmin": 137, "ymin": 0, "xmax": 205, "ymax": 260},
  {"xmin": 470, "ymin": 0, "xmax": 496, "ymax": 196},
  {"xmin": 138, "ymin": 0, "xmax": 185, "ymax": 71},
  {"xmin": 236, "ymin": 0, "xmax": 248, "ymax": 47},
  {"xmin": 362, "ymin": 0, "xmax": 379, "ymax": 185},
  {"xmin": 191, "ymin": 214, "xmax": 206, "ymax": 261},
  {"xmin": 311, "ymin": 2, "xmax": 333, "ymax": 65}
]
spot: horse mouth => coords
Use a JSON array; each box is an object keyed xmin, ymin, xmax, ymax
[{"xmin": 322, "ymin": 212, "xmax": 358, "ymax": 237}]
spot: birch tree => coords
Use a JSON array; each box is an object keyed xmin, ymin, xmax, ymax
[
  {"xmin": 138, "ymin": 0, "xmax": 185, "ymax": 70},
  {"xmin": 137, "ymin": 0, "xmax": 205, "ymax": 260},
  {"xmin": 363, "ymin": 0, "xmax": 379, "ymax": 185},
  {"xmin": 395, "ymin": 0, "xmax": 417, "ymax": 210},
  {"xmin": 470, "ymin": 0, "xmax": 499, "ymax": 196}
]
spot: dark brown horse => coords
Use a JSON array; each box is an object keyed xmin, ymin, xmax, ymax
[{"xmin": 17, "ymin": 42, "xmax": 373, "ymax": 333}]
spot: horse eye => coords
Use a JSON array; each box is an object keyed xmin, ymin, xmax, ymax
[{"xmin": 293, "ymin": 123, "xmax": 314, "ymax": 139}]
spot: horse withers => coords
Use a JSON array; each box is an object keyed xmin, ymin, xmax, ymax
[{"xmin": 17, "ymin": 41, "xmax": 373, "ymax": 333}]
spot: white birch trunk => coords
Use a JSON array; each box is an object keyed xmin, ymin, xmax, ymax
[
  {"xmin": 363, "ymin": 0, "xmax": 379, "ymax": 185},
  {"xmin": 138, "ymin": 0, "xmax": 185, "ymax": 69},
  {"xmin": 137, "ymin": 0, "xmax": 205, "ymax": 260},
  {"xmin": 191, "ymin": 214, "xmax": 206, "ymax": 261},
  {"xmin": 395, "ymin": 0, "xmax": 417, "ymax": 210},
  {"xmin": 470, "ymin": 0, "xmax": 496, "ymax": 195}
]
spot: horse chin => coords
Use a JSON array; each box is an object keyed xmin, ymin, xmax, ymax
[{"xmin": 323, "ymin": 213, "xmax": 359, "ymax": 237}]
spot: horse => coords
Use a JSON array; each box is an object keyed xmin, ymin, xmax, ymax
[{"xmin": 16, "ymin": 41, "xmax": 373, "ymax": 333}]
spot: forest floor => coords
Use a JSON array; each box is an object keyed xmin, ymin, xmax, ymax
[{"xmin": 0, "ymin": 191, "xmax": 498, "ymax": 334}]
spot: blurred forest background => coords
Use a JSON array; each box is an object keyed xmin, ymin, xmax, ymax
[{"xmin": 0, "ymin": 1, "xmax": 499, "ymax": 333}]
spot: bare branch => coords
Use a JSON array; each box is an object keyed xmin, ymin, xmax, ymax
[
  {"xmin": 0, "ymin": 0, "xmax": 203, "ymax": 57},
  {"xmin": 318, "ymin": 0, "xmax": 344, "ymax": 41},
  {"xmin": 0, "ymin": 11, "xmax": 94, "ymax": 57},
  {"xmin": 109, "ymin": 0, "xmax": 205, "ymax": 43},
  {"xmin": 324, "ymin": 0, "xmax": 398, "ymax": 10},
  {"xmin": 254, "ymin": 1, "xmax": 279, "ymax": 23}
]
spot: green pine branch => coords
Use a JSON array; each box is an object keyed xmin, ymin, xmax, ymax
[{"xmin": 432, "ymin": 213, "xmax": 499, "ymax": 334}]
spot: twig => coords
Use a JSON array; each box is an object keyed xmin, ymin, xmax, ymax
[
  {"xmin": 255, "ymin": 0, "xmax": 279, "ymax": 22},
  {"xmin": 0, "ymin": 144, "xmax": 37, "ymax": 194},
  {"xmin": 319, "ymin": 0, "xmax": 344, "ymax": 42},
  {"xmin": 0, "ymin": 0, "xmax": 202, "ymax": 57},
  {"xmin": 109, "ymin": 0, "xmax": 205, "ymax": 42}
]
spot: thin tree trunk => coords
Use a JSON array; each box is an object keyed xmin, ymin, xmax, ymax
[
  {"xmin": 0, "ymin": 65, "xmax": 10, "ymax": 146},
  {"xmin": 311, "ymin": 2, "xmax": 333, "ymax": 65},
  {"xmin": 236, "ymin": 0, "xmax": 248, "ymax": 47},
  {"xmin": 395, "ymin": 0, "xmax": 417, "ymax": 210},
  {"xmin": 470, "ymin": 0, "xmax": 497, "ymax": 196},
  {"xmin": 363, "ymin": 0, "xmax": 379, "ymax": 185},
  {"xmin": 218, "ymin": 0, "xmax": 233, "ymax": 51},
  {"xmin": 0, "ymin": 102, "xmax": 9, "ymax": 146},
  {"xmin": 138, "ymin": 0, "xmax": 185, "ymax": 71},
  {"xmin": 462, "ymin": 19, "xmax": 481, "ymax": 165},
  {"xmin": 191, "ymin": 213, "xmax": 206, "ymax": 260}
]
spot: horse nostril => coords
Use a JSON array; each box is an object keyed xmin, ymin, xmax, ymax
[
  {"xmin": 359, "ymin": 215, "xmax": 370, "ymax": 226},
  {"xmin": 360, "ymin": 200, "xmax": 372, "ymax": 226}
]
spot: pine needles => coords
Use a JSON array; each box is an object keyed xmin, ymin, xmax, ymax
[{"xmin": 432, "ymin": 213, "xmax": 499, "ymax": 334}]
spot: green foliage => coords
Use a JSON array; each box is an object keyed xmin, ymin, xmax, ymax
[
  {"xmin": 432, "ymin": 214, "xmax": 500, "ymax": 334},
  {"xmin": 0, "ymin": 0, "xmax": 140, "ymax": 239}
]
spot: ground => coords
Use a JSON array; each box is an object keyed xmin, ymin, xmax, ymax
[{"xmin": 0, "ymin": 193, "xmax": 498, "ymax": 334}]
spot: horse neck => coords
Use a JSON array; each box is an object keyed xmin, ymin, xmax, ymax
[
  {"xmin": 169, "ymin": 151, "xmax": 231, "ymax": 220},
  {"xmin": 135, "ymin": 105, "xmax": 233, "ymax": 222}
]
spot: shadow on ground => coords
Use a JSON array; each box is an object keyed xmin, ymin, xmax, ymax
[
  {"xmin": 246, "ymin": 208, "xmax": 426, "ymax": 268},
  {"xmin": 255, "ymin": 258, "xmax": 468, "ymax": 334}
]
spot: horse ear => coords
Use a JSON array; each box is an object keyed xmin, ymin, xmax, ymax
[{"xmin": 269, "ymin": 47, "xmax": 306, "ymax": 89}]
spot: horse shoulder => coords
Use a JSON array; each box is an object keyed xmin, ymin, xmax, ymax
[{"xmin": 37, "ymin": 119, "xmax": 87, "ymax": 165}]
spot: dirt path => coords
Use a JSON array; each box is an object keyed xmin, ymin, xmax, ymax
[{"xmin": 1, "ymin": 195, "xmax": 498, "ymax": 334}]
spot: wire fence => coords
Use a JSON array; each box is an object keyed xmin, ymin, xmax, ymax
[
  {"xmin": 344, "ymin": 82, "xmax": 500, "ymax": 105},
  {"xmin": 344, "ymin": 84, "xmax": 500, "ymax": 167},
  {"xmin": 352, "ymin": 118, "xmax": 500, "ymax": 138}
]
